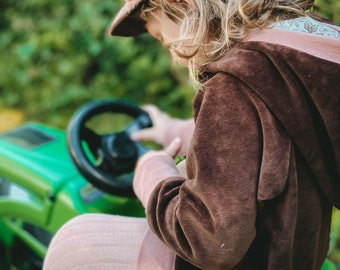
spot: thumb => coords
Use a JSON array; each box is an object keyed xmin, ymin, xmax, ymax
[{"xmin": 165, "ymin": 137, "xmax": 182, "ymax": 158}]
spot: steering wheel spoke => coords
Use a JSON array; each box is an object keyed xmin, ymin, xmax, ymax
[
  {"xmin": 125, "ymin": 114, "xmax": 153, "ymax": 136},
  {"xmin": 81, "ymin": 126, "xmax": 99, "ymax": 143},
  {"xmin": 80, "ymin": 127, "xmax": 102, "ymax": 156}
]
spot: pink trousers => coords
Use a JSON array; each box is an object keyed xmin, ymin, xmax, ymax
[{"xmin": 43, "ymin": 214, "xmax": 175, "ymax": 270}]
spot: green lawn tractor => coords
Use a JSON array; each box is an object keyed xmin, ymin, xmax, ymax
[{"xmin": 0, "ymin": 99, "xmax": 151, "ymax": 269}]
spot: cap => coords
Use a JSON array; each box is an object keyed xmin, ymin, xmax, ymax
[{"xmin": 108, "ymin": 0, "xmax": 147, "ymax": 37}]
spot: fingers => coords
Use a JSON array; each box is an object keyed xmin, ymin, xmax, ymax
[
  {"xmin": 135, "ymin": 137, "xmax": 182, "ymax": 170},
  {"xmin": 130, "ymin": 129, "xmax": 157, "ymax": 142},
  {"xmin": 141, "ymin": 105, "xmax": 171, "ymax": 123},
  {"xmin": 131, "ymin": 105, "xmax": 172, "ymax": 145},
  {"xmin": 165, "ymin": 137, "xmax": 182, "ymax": 157}
]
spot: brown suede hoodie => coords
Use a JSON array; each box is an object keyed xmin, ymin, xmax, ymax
[{"xmin": 133, "ymin": 29, "xmax": 340, "ymax": 270}]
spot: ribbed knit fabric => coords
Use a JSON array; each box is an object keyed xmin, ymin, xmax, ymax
[{"xmin": 43, "ymin": 214, "xmax": 148, "ymax": 270}]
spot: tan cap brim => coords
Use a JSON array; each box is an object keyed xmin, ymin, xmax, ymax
[{"xmin": 108, "ymin": 0, "xmax": 146, "ymax": 37}]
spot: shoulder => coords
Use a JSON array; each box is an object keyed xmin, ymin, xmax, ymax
[
  {"xmin": 202, "ymin": 38, "xmax": 340, "ymax": 92},
  {"xmin": 243, "ymin": 28, "xmax": 340, "ymax": 63},
  {"xmin": 203, "ymin": 26, "xmax": 340, "ymax": 78}
]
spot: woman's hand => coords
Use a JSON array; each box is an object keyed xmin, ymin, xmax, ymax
[
  {"xmin": 131, "ymin": 105, "xmax": 174, "ymax": 147},
  {"xmin": 136, "ymin": 137, "xmax": 182, "ymax": 168}
]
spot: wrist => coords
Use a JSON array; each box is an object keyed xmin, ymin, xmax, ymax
[{"xmin": 133, "ymin": 154, "xmax": 179, "ymax": 207}]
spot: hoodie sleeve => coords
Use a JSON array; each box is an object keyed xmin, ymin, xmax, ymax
[{"xmin": 134, "ymin": 72, "xmax": 291, "ymax": 269}]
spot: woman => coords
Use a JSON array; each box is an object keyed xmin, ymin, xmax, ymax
[{"xmin": 43, "ymin": 0, "xmax": 340, "ymax": 269}]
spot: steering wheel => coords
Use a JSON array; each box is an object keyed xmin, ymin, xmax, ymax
[{"xmin": 67, "ymin": 99, "xmax": 152, "ymax": 197}]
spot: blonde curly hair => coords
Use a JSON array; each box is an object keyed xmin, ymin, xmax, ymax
[{"xmin": 139, "ymin": 0, "xmax": 314, "ymax": 77}]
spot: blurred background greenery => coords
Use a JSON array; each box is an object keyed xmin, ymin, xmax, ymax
[
  {"xmin": 0, "ymin": 0, "xmax": 195, "ymax": 130},
  {"xmin": 0, "ymin": 0, "xmax": 339, "ymax": 130},
  {"xmin": 0, "ymin": 0, "xmax": 339, "ymax": 265}
]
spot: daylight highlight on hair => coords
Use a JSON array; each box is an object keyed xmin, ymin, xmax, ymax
[{"xmin": 139, "ymin": 0, "xmax": 314, "ymax": 79}]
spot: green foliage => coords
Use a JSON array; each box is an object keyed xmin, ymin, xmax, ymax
[
  {"xmin": 0, "ymin": 0, "xmax": 339, "ymax": 128},
  {"xmin": 314, "ymin": 0, "xmax": 340, "ymax": 24},
  {"xmin": 0, "ymin": 0, "xmax": 194, "ymax": 128}
]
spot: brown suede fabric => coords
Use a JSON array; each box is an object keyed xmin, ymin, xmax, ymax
[{"xmin": 145, "ymin": 42, "xmax": 340, "ymax": 269}]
